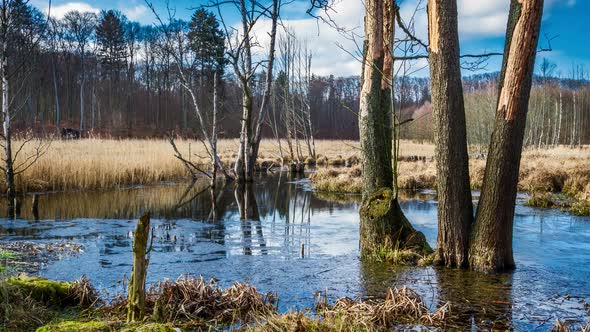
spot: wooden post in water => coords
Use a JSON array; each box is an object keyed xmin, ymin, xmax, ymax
[
  {"xmin": 127, "ymin": 212, "xmax": 151, "ymax": 322},
  {"xmin": 32, "ymin": 194, "xmax": 39, "ymax": 220},
  {"xmin": 13, "ymin": 198, "xmax": 21, "ymax": 219}
]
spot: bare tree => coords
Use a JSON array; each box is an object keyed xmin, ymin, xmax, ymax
[
  {"xmin": 1, "ymin": 0, "xmax": 50, "ymax": 216},
  {"xmin": 146, "ymin": 1, "xmax": 228, "ymax": 181},
  {"xmin": 63, "ymin": 10, "xmax": 96, "ymax": 132},
  {"xmin": 212, "ymin": 0, "xmax": 279, "ymax": 182}
]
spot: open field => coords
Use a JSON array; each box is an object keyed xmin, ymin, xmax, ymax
[
  {"xmin": 2, "ymin": 139, "xmax": 589, "ymax": 211},
  {"xmin": 0, "ymin": 139, "xmax": 430, "ymax": 193}
]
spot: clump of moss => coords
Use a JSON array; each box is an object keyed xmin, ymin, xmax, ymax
[
  {"xmin": 248, "ymin": 311, "xmax": 372, "ymax": 332},
  {"xmin": 525, "ymin": 192, "xmax": 573, "ymax": 209},
  {"xmin": 0, "ymin": 275, "xmax": 103, "ymax": 331},
  {"xmin": 570, "ymin": 201, "xmax": 590, "ymax": 216},
  {"xmin": 35, "ymin": 320, "xmax": 110, "ymax": 332},
  {"xmin": 6, "ymin": 275, "xmax": 72, "ymax": 306},
  {"xmin": 121, "ymin": 323, "xmax": 177, "ymax": 332},
  {"xmin": 0, "ymin": 280, "xmax": 56, "ymax": 331},
  {"xmin": 0, "ymin": 250, "xmax": 15, "ymax": 260}
]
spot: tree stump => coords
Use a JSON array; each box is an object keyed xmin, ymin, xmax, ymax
[{"xmin": 127, "ymin": 212, "xmax": 151, "ymax": 322}]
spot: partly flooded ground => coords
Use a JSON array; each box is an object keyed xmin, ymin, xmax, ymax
[{"xmin": 1, "ymin": 172, "xmax": 589, "ymax": 330}]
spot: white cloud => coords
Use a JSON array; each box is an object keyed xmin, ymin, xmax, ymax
[
  {"xmin": 44, "ymin": 2, "xmax": 100, "ymax": 19},
  {"xmin": 240, "ymin": 0, "xmax": 364, "ymax": 76},
  {"xmin": 122, "ymin": 5, "xmax": 149, "ymax": 22},
  {"xmin": 247, "ymin": 0, "xmax": 515, "ymax": 77}
]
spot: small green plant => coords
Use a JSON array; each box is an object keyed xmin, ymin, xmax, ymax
[
  {"xmin": 0, "ymin": 249, "xmax": 15, "ymax": 260},
  {"xmin": 370, "ymin": 242, "xmax": 422, "ymax": 265},
  {"xmin": 570, "ymin": 201, "xmax": 590, "ymax": 216}
]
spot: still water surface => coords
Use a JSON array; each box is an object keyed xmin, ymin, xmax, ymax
[{"xmin": 1, "ymin": 172, "xmax": 589, "ymax": 330}]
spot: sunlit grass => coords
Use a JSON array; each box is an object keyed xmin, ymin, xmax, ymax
[{"xmin": 1, "ymin": 138, "xmax": 589, "ymax": 201}]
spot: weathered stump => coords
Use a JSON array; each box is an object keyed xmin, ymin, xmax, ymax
[{"xmin": 127, "ymin": 212, "xmax": 151, "ymax": 322}]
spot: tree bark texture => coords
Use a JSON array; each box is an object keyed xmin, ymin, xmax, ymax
[
  {"xmin": 358, "ymin": 0, "xmax": 429, "ymax": 256},
  {"xmin": 470, "ymin": 0, "xmax": 544, "ymax": 273},
  {"xmin": 427, "ymin": 0, "xmax": 473, "ymax": 268}
]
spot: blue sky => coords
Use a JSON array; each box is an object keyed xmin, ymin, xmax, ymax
[{"xmin": 30, "ymin": 0, "xmax": 590, "ymax": 78}]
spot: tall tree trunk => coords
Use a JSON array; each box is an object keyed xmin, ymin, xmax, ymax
[
  {"xmin": 358, "ymin": 0, "xmax": 428, "ymax": 256},
  {"xmin": 234, "ymin": 87, "xmax": 253, "ymax": 182},
  {"xmin": 250, "ymin": 0, "xmax": 278, "ymax": 173},
  {"xmin": 80, "ymin": 52, "xmax": 85, "ymax": 132},
  {"xmin": 1, "ymin": 11, "xmax": 15, "ymax": 217},
  {"xmin": 470, "ymin": 0, "xmax": 544, "ymax": 273},
  {"xmin": 427, "ymin": 0, "xmax": 473, "ymax": 268},
  {"xmin": 52, "ymin": 55, "xmax": 60, "ymax": 130},
  {"xmin": 556, "ymin": 89, "xmax": 562, "ymax": 145},
  {"xmin": 234, "ymin": 0, "xmax": 253, "ymax": 183}
]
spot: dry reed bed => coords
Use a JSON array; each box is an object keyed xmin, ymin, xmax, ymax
[
  {"xmin": 3, "ymin": 138, "xmax": 589, "ymax": 206},
  {"xmin": 310, "ymin": 146, "xmax": 590, "ymax": 211},
  {"xmin": 1, "ymin": 139, "xmax": 431, "ymax": 193},
  {"xmin": 0, "ymin": 139, "xmax": 347, "ymax": 192}
]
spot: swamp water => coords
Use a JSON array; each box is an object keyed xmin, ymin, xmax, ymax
[{"xmin": 1, "ymin": 172, "xmax": 589, "ymax": 330}]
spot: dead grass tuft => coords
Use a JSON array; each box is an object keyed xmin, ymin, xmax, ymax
[
  {"xmin": 70, "ymin": 275, "xmax": 101, "ymax": 308},
  {"xmin": 309, "ymin": 167, "xmax": 362, "ymax": 193},
  {"xmin": 250, "ymin": 287, "xmax": 449, "ymax": 331},
  {"xmin": 323, "ymin": 287, "xmax": 449, "ymax": 326},
  {"xmin": 107, "ymin": 275, "xmax": 277, "ymax": 325}
]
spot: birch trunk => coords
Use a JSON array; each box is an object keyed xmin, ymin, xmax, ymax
[{"xmin": 1, "ymin": 7, "xmax": 15, "ymax": 216}]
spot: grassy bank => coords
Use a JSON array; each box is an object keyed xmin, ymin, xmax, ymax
[{"xmin": 309, "ymin": 145, "xmax": 590, "ymax": 215}]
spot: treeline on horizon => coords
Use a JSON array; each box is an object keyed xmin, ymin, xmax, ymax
[{"xmin": 6, "ymin": 0, "xmax": 590, "ymax": 145}]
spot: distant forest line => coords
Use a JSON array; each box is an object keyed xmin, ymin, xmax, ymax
[{"xmin": 5, "ymin": 2, "xmax": 590, "ymax": 147}]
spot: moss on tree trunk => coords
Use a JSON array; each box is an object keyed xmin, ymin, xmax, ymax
[
  {"xmin": 358, "ymin": 0, "xmax": 430, "ymax": 260},
  {"xmin": 360, "ymin": 188, "xmax": 431, "ymax": 256}
]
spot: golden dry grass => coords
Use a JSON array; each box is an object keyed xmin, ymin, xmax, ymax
[
  {"xmin": 251, "ymin": 286, "xmax": 449, "ymax": 331},
  {"xmin": 309, "ymin": 143, "xmax": 590, "ymax": 208},
  {"xmin": 4, "ymin": 138, "xmax": 282, "ymax": 193},
  {"xmin": 0, "ymin": 138, "xmax": 433, "ymax": 193},
  {"xmin": 3, "ymin": 138, "xmax": 590, "ymax": 205}
]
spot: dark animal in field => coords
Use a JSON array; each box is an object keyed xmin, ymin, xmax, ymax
[{"xmin": 61, "ymin": 128, "xmax": 81, "ymax": 139}]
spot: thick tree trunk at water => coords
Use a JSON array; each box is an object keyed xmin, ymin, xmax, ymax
[
  {"xmin": 360, "ymin": 188, "xmax": 429, "ymax": 254},
  {"xmin": 358, "ymin": 0, "xmax": 428, "ymax": 256},
  {"xmin": 470, "ymin": 0, "xmax": 543, "ymax": 273},
  {"xmin": 427, "ymin": 0, "xmax": 473, "ymax": 268},
  {"xmin": 127, "ymin": 212, "xmax": 151, "ymax": 322}
]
